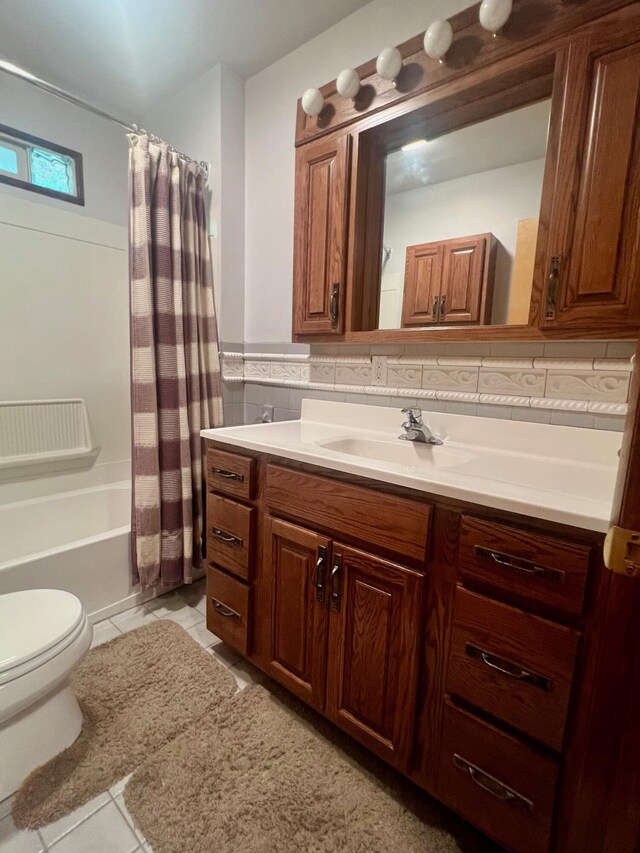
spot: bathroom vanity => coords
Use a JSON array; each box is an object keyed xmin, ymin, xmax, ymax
[{"xmin": 201, "ymin": 402, "xmax": 620, "ymax": 853}]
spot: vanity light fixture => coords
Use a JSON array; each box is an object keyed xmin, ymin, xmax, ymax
[
  {"xmin": 401, "ymin": 139, "xmax": 429, "ymax": 152},
  {"xmin": 336, "ymin": 68, "xmax": 361, "ymax": 101},
  {"xmin": 376, "ymin": 47, "xmax": 403, "ymax": 85},
  {"xmin": 479, "ymin": 0, "xmax": 513, "ymax": 36},
  {"xmin": 301, "ymin": 88, "xmax": 324, "ymax": 117},
  {"xmin": 423, "ymin": 20, "xmax": 453, "ymax": 62}
]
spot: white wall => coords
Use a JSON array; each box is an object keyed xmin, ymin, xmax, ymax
[
  {"xmin": 0, "ymin": 73, "xmax": 128, "ymax": 225},
  {"xmin": 0, "ymin": 76, "xmax": 131, "ymax": 497},
  {"xmin": 143, "ymin": 63, "xmax": 245, "ymax": 344},
  {"xmin": 380, "ymin": 158, "xmax": 546, "ymax": 328},
  {"xmin": 244, "ymin": 0, "xmax": 471, "ymax": 343},
  {"xmin": 0, "ymin": 195, "xmax": 130, "ymax": 482}
]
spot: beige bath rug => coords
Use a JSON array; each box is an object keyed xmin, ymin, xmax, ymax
[
  {"xmin": 13, "ymin": 619, "xmax": 237, "ymax": 829},
  {"xmin": 125, "ymin": 684, "xmax": 497, "ymax": 853}
]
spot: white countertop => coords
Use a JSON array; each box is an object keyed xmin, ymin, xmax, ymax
[{"xmin": 201, "ymin": 400, "xmax": 621, "ymax": 533}]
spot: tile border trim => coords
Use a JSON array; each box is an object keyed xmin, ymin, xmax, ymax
[{"xmin": 221, "ymin": 353, "xmax": 631, "ymax": 416}]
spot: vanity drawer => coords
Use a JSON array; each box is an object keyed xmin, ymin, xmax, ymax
[
  {"xmin": 206, "ymin": 566, "xmax": 251, "ymax": 656},
  {"xmin": 459, "ymin": 516, "xmax": 591, "ymax": 615},
  {"xmin": 206, "ymin": 446, "xmax": 255, "ymax": 500},
  {"xmin": 264, "ymin": 464, "xmax": 431, "ymax": 562},
  {"xmin": 446, "ymin": 587, "xmax": 580, "ymax": 751},
  {"xmin": 437, "ymin": 701, "xmax": 559, "ymax": 853},
  {"xmin": 207, "ymin": 493, "xmax": 254, "ymax": 581}
]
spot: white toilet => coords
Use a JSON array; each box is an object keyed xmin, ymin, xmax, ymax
[{"xmin": 0, "ymin": 589, "xmax": 93, "ymax": 800}]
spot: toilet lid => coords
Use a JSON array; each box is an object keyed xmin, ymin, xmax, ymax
[{"xmin": 0, "ymin": 589, "xmax": 84, "ymax": 675}]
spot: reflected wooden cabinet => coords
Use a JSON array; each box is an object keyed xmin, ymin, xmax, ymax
[
  {"xmin": 263, "ymin": 520, "xmax": 424, "ymax": 771},
  {"xmin": 292, "ymin": 133, "xmax": 350, "ymax": 335},
  {"xmin": 402, "ymin": 233, "xmax": 495, "ymax": 327},
  {"xmin": 290, "ymin": 0, "xmax": 640, "ymax": 343}
]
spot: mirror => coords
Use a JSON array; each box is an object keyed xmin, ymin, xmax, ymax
[{"xmin": 377, "ymin": 99, "xmax": 552, "ymax": 330}]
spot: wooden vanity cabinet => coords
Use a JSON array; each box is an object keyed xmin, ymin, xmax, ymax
[
  {"xmin": 402, "ymin": 234, "xmax": 495, "ymax": 327},
  {"xmin": 205, "ymin": 442, "xmax": 604, "ymax": 852},
  {"xmin": 264, "ymin": 516, "xmax": 330, "ymax": 711}
]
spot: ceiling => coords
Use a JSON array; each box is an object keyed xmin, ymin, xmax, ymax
[
  {"xmin": 386, "ymin": 99, "xmax": 552, "ymax": 194},
  {"xmin": 0, "ymin": 0, "xmax": 370, "ymax": 117}
]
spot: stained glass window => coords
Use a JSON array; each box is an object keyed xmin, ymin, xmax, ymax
[
  {"xmin": 0, "ymin": 124, "xmax": 83, "ymax": 205},
  {"xmin": 0, "ymin": 144, "xmax": 19, "ymax": 175},
  {"xmin": 29, "ymin": 148, "xmax": 76, "ymax": 195}
]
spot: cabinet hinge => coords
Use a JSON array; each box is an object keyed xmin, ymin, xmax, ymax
[
  {"xmin": 545, "ymin": 255, "xmax": 561, "ymax": 321},
  {"xmin": 604, "ymin": 526, "xmax": 640, "ymax": 578}
]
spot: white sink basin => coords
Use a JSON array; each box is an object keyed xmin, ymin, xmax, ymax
[{"xmin": 318, "ymin": 437, "xmax": 474, "ymax": 469}]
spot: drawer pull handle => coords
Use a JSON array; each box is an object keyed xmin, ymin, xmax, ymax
[
  {"xmin": 212, "ymin": 598, "xmax": 241, "ymax": 619},
  {"xmin": 465, "ymin": 644, "xmax": 552, "ymax": 691},
  {"xmin": 453, "ymin": 754, "xmax": 534, "ymax": 813},
  {"xmin": 476, "ymin": 546, "xmax": 565, "ymax": 585},
  {"xmin": 316, "ymin": 546, "xmax": 327, "ymax": 603},
  {"xmin": 329, "ymin": 555, "xmax": 342, "ymax": 612},
  {"xmin": 211, "ymin": 467, "xmax": 244, "ymax": 483},
  {"xmin": 211, "ymin": 528, "xmax": 243, "ymax": 547}
]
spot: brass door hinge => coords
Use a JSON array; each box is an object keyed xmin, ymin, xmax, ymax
[{"xmin": 604, "ymin": 526, "xmax": 640, "ymax": 578}]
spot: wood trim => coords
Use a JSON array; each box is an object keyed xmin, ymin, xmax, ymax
[{"xmin": 554, "ymin": 337, "xmax": 640, "ymax": 851}]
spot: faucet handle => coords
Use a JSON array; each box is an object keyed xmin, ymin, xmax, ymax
[{"xmin": 401, "ymin": 407, "xmax": 423, "ymax": 425}]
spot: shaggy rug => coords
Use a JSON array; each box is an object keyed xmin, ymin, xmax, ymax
[
  {"xmin": 12, "ymin": 620, "xmax": 237, "ymax": 829},
  {"xmin": 125, "ymin": 684, "xmax": 497, "ymax": 853}
]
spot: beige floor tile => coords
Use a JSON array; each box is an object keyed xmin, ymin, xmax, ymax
[
  {"xmin": 186, "ymin": 621, "xmax": 221, "ymax": 649},
  {"xmin": 110, "ymin": 607, "xmax": 156, "ymax": 633},
  {"xmin": 51, "ymin": 801, "xmax": 138, "ymax": 853},
  {"xmin": 0, "ymin": 813, "xmax": 44, "ymax": 853},
  {"xmin": 40, "ymin": 792, "xmax": 110, "ymax": 846},
  {"xmin": 90, "ymin": 620, "xmax": 121, "ymax": 648}
]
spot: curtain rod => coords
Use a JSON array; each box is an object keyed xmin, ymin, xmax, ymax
[{"xmin": 0, "ymin": 58, "xmax": 210, "ymax": 175}]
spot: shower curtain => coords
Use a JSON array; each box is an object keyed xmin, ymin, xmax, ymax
[{"xmin": 128, "ymin": 133, "xmax": 223, "ymax": 590}]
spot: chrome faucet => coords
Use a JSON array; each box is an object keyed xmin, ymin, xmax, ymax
[{"xmin": 399, "ymin": 408, "xmax": 443, "ymax": 445}]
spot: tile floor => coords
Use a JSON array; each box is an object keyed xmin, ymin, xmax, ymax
[{"xmin": 0, "ymin": 579, "xmax": 264, "ymax": 853}]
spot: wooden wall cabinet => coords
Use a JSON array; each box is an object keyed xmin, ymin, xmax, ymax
[
  {"xmin": 292, "ymin": 133, "xmax": 350, "ymax": 335},
  {"xmin": 402, "ymin": 233, "xmax": 495, "ymax": 327},
  {"xmin": 290, "ymin": 0, "xmax": 640, "ymax": 343},
  {"xmin": 204, "ymin": 440, "xmax": 609, "ymax": 852},
  {"xmin": 538, "ymin": 36, "xmax": 640, "ymax": 330}
]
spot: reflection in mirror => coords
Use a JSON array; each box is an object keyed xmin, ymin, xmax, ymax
[{"xmin": 377, "ymin": 99, "xmax": 552, "ymax": 330}]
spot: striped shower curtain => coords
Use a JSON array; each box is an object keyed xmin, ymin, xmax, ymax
[{"xmin": 128, "ymin": 134, "xmax": 223, "ymax": 590}]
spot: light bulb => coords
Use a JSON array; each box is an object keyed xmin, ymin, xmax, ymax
[
  {"xmin": 424, "ymin": 21, "xmax": 453, "ymax": 62},
  {"xmin": 376, "ymin": 47, "xmax": 403, "ymax": 82},
  {"xmin": 336, "ymin": 68, "xmax": 360, "ymax": 100},
  {"xmin": 479, "ymin": 0, "xmax": 513, "ymax": 35},
  {"xmin": 301, "ymin": 88, "xmax": 324, "ymax": 117}
]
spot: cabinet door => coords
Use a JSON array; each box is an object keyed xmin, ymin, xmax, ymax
[
  {"xmin": 325, "ymin": 544, "xmax": 424, "ymax": 770},
  {"xmin": 401, "ymin": 242, "xmax": 443, "ymax": 326},
  {"xmin": 541, "ymin": 38, "xmax": 640, "ymax": 330},
  {"xmin": 264, "ymin": 517, "xmax": 330, "ymax": 711},
  {"xmin": 292, "ymin": 133, "xmax": 350, "ymax": 336},
  {"xmin": 440, "ymin": 235, "xmax": 489, "ymax": 324}
]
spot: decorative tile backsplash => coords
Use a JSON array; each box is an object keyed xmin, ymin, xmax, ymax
[{"xmin": 220, "ymin": 342, "xmax": 635, "ymax": 430}]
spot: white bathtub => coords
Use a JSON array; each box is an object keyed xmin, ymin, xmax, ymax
[{"xmin": 0, "ymin": 482, "xmax": 138, "ymax": 621}]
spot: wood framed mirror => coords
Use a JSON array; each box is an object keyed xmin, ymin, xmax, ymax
[{"xmin": 291, "ymin": 0, "xmax": 640, "ymax": 344}]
